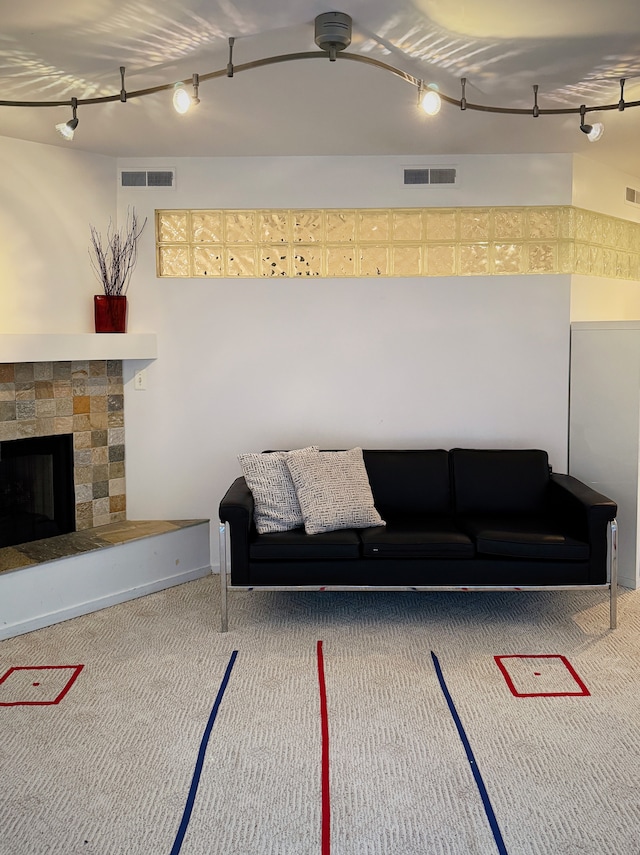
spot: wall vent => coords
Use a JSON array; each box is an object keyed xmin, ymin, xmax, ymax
[
  {"xmin": 626, "ymin": 186, "xmax": 640, "ymax": 205},
  {"xmin": 403, "ymin": 167, "xmax": 457, "ymax": 187},
  {"xmin": 120, "ymin": 169, "xmax": 176, "ymax": 189}
]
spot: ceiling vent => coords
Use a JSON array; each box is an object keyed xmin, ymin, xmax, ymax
[
  {"xmin": 403, "ymin": 167, "xmax": 457, "ymax": 187},
  {"xmin": 626, "ymin": 186, "xmax": 640, "ymax": 205},
  {"xmin": 120, "ymin": 168, "xmax": 176, "ymax": 189}
]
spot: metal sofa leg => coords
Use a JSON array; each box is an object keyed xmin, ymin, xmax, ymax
[
  {"xmin": 219, "ymin": 522, "xmax": 228, "ymax": 632},
  {"xmin": 609, "ymin": 518, "xmax": 618, "ymax": 630}
]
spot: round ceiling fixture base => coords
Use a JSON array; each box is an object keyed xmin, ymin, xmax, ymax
[{"xmin": 314, "ymin": 12, "xmax": 352, "ymax": 53}]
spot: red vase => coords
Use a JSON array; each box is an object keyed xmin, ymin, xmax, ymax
[{"xmin": 94, "ymin": 295, "xmax": 127, "ymax": 333}]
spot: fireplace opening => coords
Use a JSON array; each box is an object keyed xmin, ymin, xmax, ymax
[{"xmin": 0, "ymin": 434, "xmax": 75, "ymax": 548}]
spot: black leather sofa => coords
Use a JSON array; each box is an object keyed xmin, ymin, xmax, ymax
[{"xmin": 218, "ymin": 448, "xmax": 618, "ymax": 630}]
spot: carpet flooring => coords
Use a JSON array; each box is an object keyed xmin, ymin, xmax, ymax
[{"xmin": 1, "ymin": 577, "xmax": 640, "ymax": 854}]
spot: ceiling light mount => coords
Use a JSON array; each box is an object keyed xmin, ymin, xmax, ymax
[
  {"xmin": 618, "ymin": 78, "xmax": 626, "ymax": 111},
  {"xmin": 314, "ymin": 12, "xmax": 352, "ymax": 61},
  {"xmin": 227, "ymin": 38, "xmax": 235, "ymax": 78}
]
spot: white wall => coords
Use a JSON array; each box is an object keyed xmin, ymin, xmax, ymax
[
  {"xmin": 570, "ymin": 154, "xmax": 640, "ymax": 321},
  {"xmin": 571, "ymin": 274, "xmax": 640, "ymax": 321},
  {"xmin": 122, "ymin": 274, "xmax": 571, "ymax": 527},
  {"xmin": 118, "ymin": 153, "xmax": 573, "ymax": 210},
  {"xmin": 117, "ymin": 154, "xmax": 573, "ymax": 540},
  {"xmin": 0, "ymin": 136, "xmax": 116, "ymax": 332},
  {"xmin": 572, "ymin": 154, "xmax": 640, "ymax": 221}
]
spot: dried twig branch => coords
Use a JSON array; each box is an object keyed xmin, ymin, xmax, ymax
[{"xmin": 89, "ymin": 208, "xmax": 147, "ymax": 296}]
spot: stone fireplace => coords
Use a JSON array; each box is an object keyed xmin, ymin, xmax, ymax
[
  {"xmin": 0, "ymin": 433, "xmax": 75, "ymax": 546},
  {"xmin": 0, "ymin": 360, "xmax": 126, "ymax": 531}
]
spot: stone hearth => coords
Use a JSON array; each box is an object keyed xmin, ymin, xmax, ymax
[{"xmin": 0, "ymin": 520, "xmax": 205, "ymax": 575}]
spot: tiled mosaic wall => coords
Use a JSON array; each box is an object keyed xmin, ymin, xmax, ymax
[
  {"xmin": 156, "ymin": 206, "xmax": 640, "ymax": 280},
  {"xmin": 0, "ymin": 360, "xmax": 125, "ymax": 530}
]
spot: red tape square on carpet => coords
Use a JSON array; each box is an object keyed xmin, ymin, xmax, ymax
[
  {"xmin": 494, "ymin": 655, "xmax": 589, "ymax": 697},
  {"xmin": 0, "ymin": 665, "xmax": 84, "ymax": 706}
]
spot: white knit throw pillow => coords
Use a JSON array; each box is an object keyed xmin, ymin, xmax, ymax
[
  {"xmin": 285, "ymin": 447, "xmax": 384, "ymax": 535},
  {"xmin": 238, "ymin": 447, "xmax": 319, "ymax": 534}
]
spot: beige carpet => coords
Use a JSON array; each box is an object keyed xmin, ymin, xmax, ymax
[{"xmin": 1, "ymin": 578, "xmax": 640, "ymax": 854}]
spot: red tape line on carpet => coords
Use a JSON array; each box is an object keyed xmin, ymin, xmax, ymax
[
  {"xmin": 494, "ymin": 654, "xmax": 590, "ymax": 697},
  {"xmin": 317, "ymin": 640, "xmax": 331, "ymax": 855},
  {"xmin": 0, "ymin": 664, "xmax": 84, "ymax": 706}
]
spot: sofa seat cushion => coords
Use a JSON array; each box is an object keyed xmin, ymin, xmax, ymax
[
  {"xmin": 461, "ymin": 516, "xmax": 590, "ymax": 561},
  {"xmin": 250, "ymin": 528, "xmax": 361, "ymax": 561},
  {"xmin": 360, "ymin": 518, "xmax": 475, "ymax": 559}
]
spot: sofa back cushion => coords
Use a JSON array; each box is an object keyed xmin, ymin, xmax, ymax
[
  {"xmin": 363, "ymin": 450, "xmax": 451, "ymax": 517},
  {"xmin": 451, "ymin": 448, "xmax": 550, "ymax": 515}
]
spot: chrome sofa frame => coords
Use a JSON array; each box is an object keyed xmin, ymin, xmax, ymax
[{"xmin": 217, "ymin": 518, "xmax": 618, "ymax": 633}]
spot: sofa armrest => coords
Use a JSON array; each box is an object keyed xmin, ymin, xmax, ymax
[
  {"xmin": 219, "ymin": 476, "xmax": 254, "ymax": 526},
  {"xmin": 549, "ymin": 473, "xmax": 617, "ymax": 583},
  {"xmin": 219, "ymin": 477, "xmax": 254, "ymax": 584},
  {"xmin": 549, "ymin": 473, "xmax": 616, "ymax": 521}
]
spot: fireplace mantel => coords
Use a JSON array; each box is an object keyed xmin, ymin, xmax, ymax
[{"xmin": 0, "ymin": 333, "xmax": 157, "ymax": 363}]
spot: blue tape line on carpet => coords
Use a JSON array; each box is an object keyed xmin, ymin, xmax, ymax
[
  {"xmin": 169, "ymin": 650, "xmax": 238, "ymax": 855},
  {"xmin": 430, "ymin": 651, "xmax": 509, "ymax": 855}
]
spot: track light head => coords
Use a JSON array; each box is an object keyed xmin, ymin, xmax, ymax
[
  {"xmin": 579, "ymin": 105, "xmax": 604, "ymax": 142},
  {"xmin": 173, "ymin": 83, "xmax": 191, "ymax": 114},
  {"xmin": 173, "ymin": 75, "xmax": 200, "ymax": 114},
  {"xmin": 56, "ymin": 117, "xmax": 78, "ymax": 140},
  {"xmin": 583, "ymin": 122, "xmax": 604, "ymax": 142},
  {"xmin": 55, "ymin": 98, "xmax": 78, "ymax": 140},
  {"xmin": 420, "ymin": 85, "xmax": 442, "ymax": 116}
]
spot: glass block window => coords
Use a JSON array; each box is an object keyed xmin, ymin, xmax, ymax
[{"xmin": 156, "ymin": 207, "xmax": 640, "ymax": 280}]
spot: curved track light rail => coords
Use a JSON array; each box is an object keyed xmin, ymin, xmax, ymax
[{"xmin": 0, "ymin": 41, "xmax": 634, "ymax": 129}]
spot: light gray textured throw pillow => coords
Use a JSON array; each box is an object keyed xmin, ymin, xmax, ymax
[
  {"xmin": 238, "ymin": 447, "xmax": 319, "ymax": 534},
  {"xmin": 285, "ymin": 447, "xmax": 384, "ymax": 535}
]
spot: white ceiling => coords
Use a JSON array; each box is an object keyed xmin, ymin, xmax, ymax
[{"xmin": 2, "ymin": 0, "xmax": 640, "ymax": 175}]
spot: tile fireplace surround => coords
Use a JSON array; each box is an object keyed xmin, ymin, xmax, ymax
[{"xmin": 0, "ymin": 360, "xmax": 125, "ymax": 530}]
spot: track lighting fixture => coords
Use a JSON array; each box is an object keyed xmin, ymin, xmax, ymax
[
  {"xmin": 419, "ymin": 83, "xmax": 442, "ymax": 116},
  {"xmin": 173, "ymin": 74, "xmax": 200, "ymax": 114},
  {"xmin": 172, "ymin": 83, "xmax": 190, "ymax": 114},
  {"xmin": 55, "ymin": 97, "xmax": 78, "ymax": 141},
  {"xmin": 5, "ymin": 13, "xmax": 637, "ymax": 145},
  {"xmin": 579, "ymin": 105, "xmax": 605, "ymax": 142}
]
